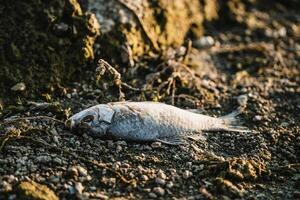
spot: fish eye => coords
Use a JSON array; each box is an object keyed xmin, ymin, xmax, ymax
[{"xmin": 82, "ymin": 115, "xmax": 94, "ymax": 123}]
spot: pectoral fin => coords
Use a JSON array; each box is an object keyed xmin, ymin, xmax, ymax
[
  {"xmin": 156, "ymin": 136, "xmax": 186, "ymax": 145},
  {"xmin": 187, "ymin": 133, "xmax": 207, "ymax": 141}
]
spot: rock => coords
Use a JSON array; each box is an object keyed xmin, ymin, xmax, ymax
[
  {"xmin": 193, "ymin": 36, "xmax": 215, "ymax": 49},
  {"xmin": 153, "ymin": 187, "xmax": 165, "ymax": 196},
  {"xmin": 151, "ymin": 142, "xmax": 162, "ymax": 148},
  {"xmin": 74, "ymin": 182, "xmax": 84, "ymax": 195},
  {"xmin": 182, "ymin": 170, "xmax": 193, "ymax": 179},
  {"xmin": 65, "ymin": 184, "xmax": 75, "ymax": 195},
  {"xmin": 88, "ymin": 0, "xmax": 215, "ymax": 60},
  {"xmin": 11, "ymin": 82, "xmax": 26, "ymax": 91},
  {"xmin": 16, "ymin": 181, "xmax": 59, "ymax": 200},
  {"xmin": 148, "ymin": 192, "xmax": 157, "ymax": 198},
  {"xmin": 116, "ymin": 145, "xmax": 122, "ymax": 153},
  {"xmin": 155, "ymin": 178, "xmax": 166, "ymax": 185},
  {"xmin": 166, "ymin": 181, "xmax": 174, "ymax": 188},
  {"xmin": 237, "ymin": 94, "xmax": 248, "ymax": 107},
  {"xmin": 77, "ymin": 166, "xmax": 88, "ymax": 177},
  {"xmin": 52, "ymin": 158, "xmax": 62, "ymax": 165},
  {"xmin": 94, "ymin": 193, "xmax": 109, "ymax": 199},
  {"xmin": 157, "ymin": 170, "xmax": 167, "ymax": 180},
  {"xmin": 67, "ymin": 166, "xmax": 79, "ymax": 178},
  {"xmin": 140, "ymin": 175, "xmax": 149, "ymax": 181},
  {"xmin": 253, "ymin": 115, "xmax": 263, "ymax": 121},
  {"xmin": 35, "ymin": 155, "xmax": 52, "ymax": 163},
  {"xmin": 1, "ymin": 181, "xmax": 12, "ymax": 192}
]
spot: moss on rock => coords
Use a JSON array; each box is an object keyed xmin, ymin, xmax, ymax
[{"xmin": 16, "ymin": 181, "xmax": 58, "ymax": 200}]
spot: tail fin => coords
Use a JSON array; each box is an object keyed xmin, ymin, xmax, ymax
[{"xmin": 218, "ymin": 108, "xmax": 251, "ymax": 133}]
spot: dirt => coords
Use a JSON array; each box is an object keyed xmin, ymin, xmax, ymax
[{"xmin": 0, "ymin": 0, "xmax": 299, "ymax": 200}]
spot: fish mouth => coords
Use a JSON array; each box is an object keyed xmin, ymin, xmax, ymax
[
  {"xmin": 65, "ymin": 119, "xmax": 74, "ymax": 130},
  {"xmin": 65, "ymin": 119, "xmax": 92, "ymax": 134}
]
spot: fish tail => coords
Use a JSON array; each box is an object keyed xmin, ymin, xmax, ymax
[{"xmin": 217, "ymin": 108, "xmax": 251, "ymax": 133}]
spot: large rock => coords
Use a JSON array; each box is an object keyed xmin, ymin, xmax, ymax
[
  {"xmin": 16, "ymin": 181, "xmax": 59, "ymax": 200},
  {"xmin": 88, "ymin": 0, "xmax": 218, "ymax": 63}
]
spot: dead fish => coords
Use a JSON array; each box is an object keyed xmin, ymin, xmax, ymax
[{"xmin": 65, "ymin": 102, "xmax": 251, "ymax": 145}]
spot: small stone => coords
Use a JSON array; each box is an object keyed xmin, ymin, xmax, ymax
[
  {"xmin": 53, "ymin": 22, "xmax": 69, "ymax": 33},
  {"xmin": 52, "ymin": 158, "xmax": 62, "ymax": 165},
  {"xmin": 140, "ymin": 175, "xmax": 149, "ymax": 181},
  {"xmin": 77, "ymin": 166, "xmax": 88, "ymax": 177},
  {"xmin": 151, "ymin": 142, "xmax": 162, "ymax": 148},
  {"xmin": 1, "ymin": 181, "xmax": 12, "ymax": 192},
  {"xmin": 116, "ymin": 141, "xmax": 127, "ymax": 146},
  {"xmin": 50, "ymin": 176, "xmax": 60, "ymax": 183},
  {"xmin": 193, "ymin": 36, "xmax": 215, "ymax": 49},
  {"xmin": 237, "ymin": 94, "xmax": 248, "ymax": 107},
  {"xmin": 11, "ymin": 82, "xmax": 26, "ymax": 91},
  {"xmin": 157, "ymin": 170, "xmax": 167, "ymax": 179},
  {"xmin": 149, "ymin": 192, "xmax": 157, "ymax": 198},
  {"xmin": 65, "ymin": 184, "xmax": 75, "ymax": 194},
  {"xmin": 183, "ymin": 170, "xmax": 193, "ymax": 179},
  {"xmin": 94, "ymin": 193, "xmax": 109, "ymax": 199},
  {"xmin": 35, "ymin": 155, "xmax": 52, "ymax": 163},
  {"xmin": 66, "ymin": 93, "xmax": 72, "ymax": 99},
  {"xmin": 89, "ymin": 186, "xmax": 96, "ymax": 191},
  {"xmin": 68, "ymin": 166, "xmax": 79, "ymax": 177},
  {"xmin": 74, "ymin": 182, "xmax": 84, "ymax": 195},
  {"xmin": 253, "ymin": 115, "xmax": 263, "ymax": 121},
  {"xmin": 107, "ymin": 140, "xmax": 114, "ymax": 148},
  {"xmin": 280, "ymin": 122, "xmax": 289, "ymax": 127},
  {"xmin": 155, "ymin": 178, "xmax": 166, "ymax": 185},
  {"xmin": 116, "ymin": 145, "xmax": 122, "ymax": 153},
  {"xmin": 153, "ymin": 187, "xmax": 165, "ymax": 196},
  {"xmin": 166, "ymin": 181, "xmax": 174, "ymax": 188},
  {"xmin": 52, "ymin": 135, "xmax": 60, "ymax": 144}
]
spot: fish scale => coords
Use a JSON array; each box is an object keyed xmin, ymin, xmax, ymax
[{"xmin": 66, "ymin": 101, "xmax": 251, "ymax": 145}]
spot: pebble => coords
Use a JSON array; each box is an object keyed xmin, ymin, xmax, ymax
[
  {"xmin": 35, "ymin": 155, "xmax": 52, "ymax": 163},
  {"xmin": 253, "ymin": 115, "xmax": 263, "ymax": 121},
  {"xmin": 155, "ymin": 178, "xmax": 166, "ymax": 185},
  {"xmin": 77, "ymin": 166, "xmax": 88, "ymax": 177},
  {"xmin": 1, "ymin": 181, "xmax": 12, "ymax": 192},
  {"xmin": 183, "ymin": 170, "xmax": 193, "ymax": 179},
  {"xmin": 237, "ymin": 94, "xmax": 248, "ymax": 107},
  {"xmin": 65, "ymin": 184, "xmax": 75, "ymax": 194},
  {"xmin": 68, "ymin": 166, "xmax": 79, "ymax": 177},
  {"xmin": 94, "ymin": 193, "xmax": 109, "ymax": 199},
  {"xmin": 74, "ymin": 182, "xmax": 84, "ymax": 194},
  {"xmin": 153, "ymin": 187, "xmax": 165, "ymax": 196},
  {"xmin": 11, "ymin": 82, "xmax": 26, "ymax": 91},
  {"xmin": 140, "ymin": 175, "xmax": 149, "ymax": 181},
  {"xmin": 53, "ymin": 22, "xmax": 69, "ymax": 33},
  {"xmin": 193, "ymin": 36, "xmax": 215, "ymax": 49},
  {"xmin": 157, "ymin": 170, "xmax": 167, "ymax": 179},
  {"xmin": 166, "ymin": 181, "xmax": 174, "ymax": 188},
  {"xmin": 116, "ymin": 145, "xmax": 122, "ymax": 153},
  {"xmin": 149, "ymin": 192, "xmax": 157, "ymax": 198},
  {"xmin": 53, "ymin": 158, "xmax": 62, "ymax": 165},
  {"xmin": 151, "ymin": 142, "xmax": 162, "ymax": 148}
]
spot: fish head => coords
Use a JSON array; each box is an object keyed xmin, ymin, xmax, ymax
[{"xmin": 65, "ymin": 105, "xmax": 115, "ymax": 136}]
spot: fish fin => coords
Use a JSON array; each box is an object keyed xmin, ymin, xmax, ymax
[
  {"xmin": 218, "ymin": 108, "xmax": 252, "ymax": 133},
  {"xmin": 187, "ymin": 133, "xmax": 207, "ymax": 141},
  {"xmin": 186, "ymin": 109, "xmax": 203, "ymax": 114},
  {"xmin": 156, "ymin": 136, "xmax": 186, "ymax": 146}
]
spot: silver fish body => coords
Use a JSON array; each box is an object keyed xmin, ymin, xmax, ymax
[{"xmin": 66, "ymin": 102, "xmax": 250, "ymax": 145}]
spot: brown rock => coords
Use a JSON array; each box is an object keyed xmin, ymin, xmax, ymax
[{"xmin": 16, "ymin": 181, "xmax": 59, "ymax": 200}]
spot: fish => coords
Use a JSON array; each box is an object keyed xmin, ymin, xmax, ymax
[{"xmin": 65, "ymin": 101, "xmax": 251, "ymax": 145}]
